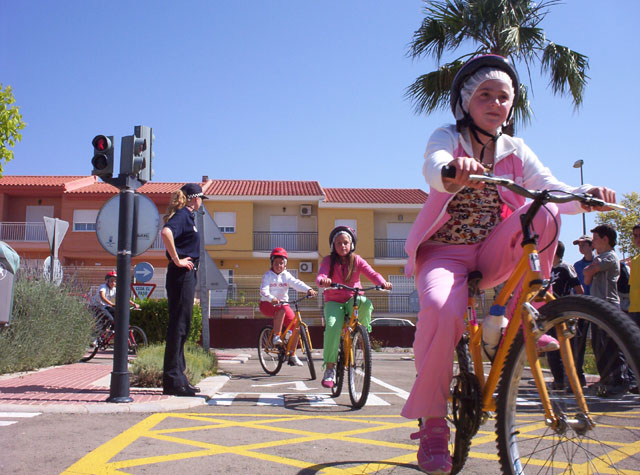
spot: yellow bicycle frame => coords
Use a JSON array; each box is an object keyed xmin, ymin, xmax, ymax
[
  {"xmin": 465, "ymin": 242, "xmax": 589, "ymax": 424},
  {"xmin": 274, "ymin": 305, "xmax": 313, "ymax": 356},
  {"xmin": 341, "ymin": 297, "xmax": 361, "ymax": 368}
]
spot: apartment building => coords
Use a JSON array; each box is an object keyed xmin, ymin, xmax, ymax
[{"xmin": 0, "ymin": 176, "xmax": 426, "ymax": 317}]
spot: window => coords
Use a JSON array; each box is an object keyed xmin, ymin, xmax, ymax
[
  {"xmin": 334, "ymin": 219, "xmax": 357, "ymax": 233},
  {"xmin": 220, "ymin": 269, "xmax": 234, "ymax": 284},
  {"xmin": 73, "ymin": 210, "xmax": 98, "ymax": 232},
  {"xmin": 214, "ymin": 212, "xmax": 236, "ymax": 233}
]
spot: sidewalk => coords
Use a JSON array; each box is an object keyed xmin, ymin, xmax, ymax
[{"xmin": 0, "ymin": 351, "xmax": 247, "ymax": 414}]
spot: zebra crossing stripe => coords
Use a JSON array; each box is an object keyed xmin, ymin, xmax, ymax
[
  {"xmin": 363, "ymin": 394, "xmax": 390, "ymax": 406},
  {"xmin": 0, "ymin": 412, "xmax": 42, "ymax": 417},
  {"xmin": 306, "ymin": 394, "xmax": 337, "ymax": 406},
  {"xmin": 257, "ymin": 393, "xmax": 285, "ymax": 406},
  {"xmin": 207, "ymin": 393, "xmax": 238, "ymax": 406},
  {"xmin": 0, "ymin": 421, "xmax": 18, "ymax": 426}
]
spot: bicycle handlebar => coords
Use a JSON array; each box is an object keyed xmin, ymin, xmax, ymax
[
  {"xmin": 329, "ymin": 283, "xmax": 390, "ymax": 293},
  {"xmin": 288, "ymin": 294, "xmax": 316, "ymax": 305},
  {"xmin": 441, "ymin": 165, "xmax": 625, "ymax": 211}
]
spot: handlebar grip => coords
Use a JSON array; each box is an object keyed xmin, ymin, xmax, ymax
[{"xmin": 441, "ymin": 165, "xmax": 456, "ymax": 179}]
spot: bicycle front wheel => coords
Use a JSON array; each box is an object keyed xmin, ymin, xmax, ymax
[
  {"xmin": 258, "ymin": 326, "xmax": 284, "ymax": 375},
  {"xmin": 348, "ymin": 324, "xmax": 372, "ymax": 409},
  {"xmin": 299, "ymin": 327, "xmax": 316, "ymax": 380},
  {"xmin": 128, "ymin": 326, "xmax": 148, "ymax": 355},
  {"xmin": 496, "ymin": 295, "xmax": 640, "ymax": 474}
]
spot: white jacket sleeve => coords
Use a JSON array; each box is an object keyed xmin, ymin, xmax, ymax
[
  {"xmin": 423, "ymin": 126, "xmax": 461, "ymax": 194},
  {"xmin": 283, "ymin": 271, "xmax": 311, "ymax": 294},
  {"xmin": 259, "ymin": 272, "xmax": 274, "ymax": 301}
]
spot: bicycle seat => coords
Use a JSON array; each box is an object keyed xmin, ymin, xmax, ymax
[{"xmin": 468, "ymin": 271, "xmax": 483, "ymax": 297}]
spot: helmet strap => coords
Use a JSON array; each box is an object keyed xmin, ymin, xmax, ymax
[{"xmin": 469, "ymin": 121, "xmax": 502, "ymax": 164}]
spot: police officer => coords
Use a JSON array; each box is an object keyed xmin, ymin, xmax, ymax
[{"xmin": 160, "ymin": 183, "xmax": 206, "ymax": 397}]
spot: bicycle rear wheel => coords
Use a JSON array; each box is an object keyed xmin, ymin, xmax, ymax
[
  {"xmin": 127, "ymin": 326, "xmax": 148, "ymax": 355},
  {"xmin": 299, "ymin": 327, "xmax": 316, "ymax": 380},
  {"xmin": 258, "ymin": 326, "xmax": 284, "ymax": 375},
  {"xmin": 348, "ymin": 324, "xmax": 372, "ymax": 409},
  {"xmin": 496, "ymin": 295, "xmax": 640, "ymax": 474},
  {"xmin": 331, "ymin": 344, "xmax": 345, "ymax": 397}
]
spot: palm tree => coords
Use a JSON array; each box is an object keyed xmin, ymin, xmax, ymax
[{"xmin": 406, "ymin": 0, "xmax": 589, "ymax": 128}]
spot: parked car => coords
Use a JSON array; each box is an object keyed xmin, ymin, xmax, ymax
[{"xmin": 370, "ymin": 318, "xmax": 415, "ymax": 327}]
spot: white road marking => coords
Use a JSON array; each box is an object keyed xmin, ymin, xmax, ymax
[
  {"xmin": 257, "ymin": 393, "xmax": 285, "ymax": 406},
  {"xmin": 0, "ymin": 421, "xmax": 18, "ymax": 426},
  {"xmin": 370, "ymin": 376, "xmax": 410, "ymax": 399},
  {"xmin": 0, "ymin": 412, "xmax": 42, "ymax": 418},
  {"xmin": 207, "ymin": 393, "xmax": 238, "ymax": 406},
  {"xmin": 251, "ymin": 380, "xmax": 311, "ymax": 391}
]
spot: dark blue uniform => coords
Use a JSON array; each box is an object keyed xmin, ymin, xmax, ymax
[{"xmin": 163, "ymin": 207, "xmax": 200, "ymax": 391}]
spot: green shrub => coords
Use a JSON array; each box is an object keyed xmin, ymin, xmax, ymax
[
  {"xmin": 0, "ymin": 276, "xmax": 93, "ymax": 374},
  {"xmin": 130, "ymin": 298, "xmax": 201, "ymax": 345},
  {"xmin": 130, "ymin": 342, "xmax": 217, "ymax": 387}
]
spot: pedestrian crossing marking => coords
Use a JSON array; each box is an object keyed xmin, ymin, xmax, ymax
[
  {"xmin": 206, "ymin": 392, "xmax": 395, "ymax": 407},
  {"xmin": 0, "ymin": 412, "xmax": 41, "ymax": 428}
]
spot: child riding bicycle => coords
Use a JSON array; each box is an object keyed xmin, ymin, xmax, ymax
[
  {"xmin": 401, "ymin": 54, "xmax": 616, "ymax": 474},
  {"xmin": 259, "ymin": 247, "xmax": 317, "ymax": 366},
  {"xmin": 91, "ymin": 270, "xmax": 140, "ymax": 322},
  {"xmin": 316, "ymin": 226, "xmax": 392, "ymax": 389}
]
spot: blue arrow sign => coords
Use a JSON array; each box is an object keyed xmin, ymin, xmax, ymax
[{"xmin": 134, "ymin": 262, "xmax": 154, "ymax": 283}]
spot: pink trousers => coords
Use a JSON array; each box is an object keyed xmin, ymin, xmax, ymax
[{"xmin": 401, "ymin": 202, "xmax": 560, "ymax": 420}]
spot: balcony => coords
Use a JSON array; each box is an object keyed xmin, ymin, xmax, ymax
[
  {"xmin": 374, "ymin": 239, "xmax": 408, "ymax": 259},
  {"xmin": 0, "ymin": 222, "xmax": 48, "ymax": 242},
  {"xmin": 253, "ymin": 232, "xmax": 318, "ymax": 252}
]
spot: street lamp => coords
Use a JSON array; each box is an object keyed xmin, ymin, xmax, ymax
[{"xmin": 573, "ymin": 159, "xmax": 586, "ymax": 235}]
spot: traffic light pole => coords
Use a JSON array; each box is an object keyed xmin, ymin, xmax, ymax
[{"xmin": 106, "ymin": 175, "xmax": 142, "ymax": 403}]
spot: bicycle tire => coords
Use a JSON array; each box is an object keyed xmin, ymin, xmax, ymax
[
  {"xmin": 258, "ymin": 325, "xmax": 284, "ymax": 375},
  {"xmin": 127, "ymin": 326, "xmax": 148, "ymax": 355},
  {"xmin": 496, "ymin": 295, "xmax": 640, "ymax": 474},
  {"xmin": 331, "ymin": 344, "xmax": 345, "ymax": 397},
  {"xmin": 449, "ymin": 335, "xmax": 482, "ymax": 475},
  {"xmin": 80, "ymin": 313, "xmax": 112, "ymax": 362},
  {"xmin": 348, "ymin": 324, "xmax": 372, "ymax": 409},
  {"xmin": 300, "ymin": 327, "xmax": 316, "ymax": 380}
]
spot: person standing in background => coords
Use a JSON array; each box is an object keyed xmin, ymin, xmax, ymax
[
  {"xmin": 161, "ymin": 183, "xmax": 206, "ymax": 397},
  {"xmin": 573, "ymin": 235, "xmax": 594, "ymax": 295},
  {"xmin": 629, "ymin": 224, "xmax": 640, "ymax": 328}
]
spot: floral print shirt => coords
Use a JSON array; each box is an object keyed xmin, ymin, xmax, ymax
[{"xmin": 430, "ymin": 183, "xmax": 504, "ymax": 244}]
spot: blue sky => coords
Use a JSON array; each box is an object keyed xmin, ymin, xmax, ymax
[{"xmin": 2, "ymin": 0, "xmax": 639, "ymax": 265}]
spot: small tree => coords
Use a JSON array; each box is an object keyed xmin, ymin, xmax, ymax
[
  {"xmin": 0, "ymin": 84, "xmax": 26, "ymax": 177},
  {"xmin": 596, "ymin": 192, "xmax": 640, "ymax": 259}
]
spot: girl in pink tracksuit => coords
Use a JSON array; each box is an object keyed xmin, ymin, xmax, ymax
[{"xmin": 402, "ymin": 55, "xmax": 615, "ymax": 475}]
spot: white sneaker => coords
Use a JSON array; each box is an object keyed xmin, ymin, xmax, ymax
[
  {"xmin": 322, "ymin": 368, "xmax": 335, "ymax": 388},
  {"xmin": 288, "ymin": 354, "xmax": 303, "ymax": 366},
  {"xmin": 272, "ymin": 335, "xmax": 282, "ymax": 346}
]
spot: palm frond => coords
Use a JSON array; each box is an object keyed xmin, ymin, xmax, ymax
[
  {"xmin": 510, "ymin": 83, "xmax": 533, "ymax": 130},
  {"xmin": 408, "ymin": 0, "xmax": 468, "ymax": 61},
  {"xmin": 405, "ymin": 62, "xmax": 463, "ymax": 115},
  {"xmin": 541, "ymin": 42, "xmax": 590, "ymax": 108}
]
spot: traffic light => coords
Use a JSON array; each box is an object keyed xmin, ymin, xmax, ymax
[
  {"xmin": 134, "ymin": 125, "xmax": 154, "ymax": 183},
  {"xmin": 119, "ymin": 126, "xmax": 154, "ymax": 183},
  {"xmin": 91, "ymin": 135, "xmax": 114, "ymax": 178}
]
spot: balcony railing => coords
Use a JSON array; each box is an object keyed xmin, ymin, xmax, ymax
[
  {"xmin": 375, "ymin": 239, "xmax": 408, "ymax": 258},
  {"xmin": 0, "ymin": 222, "xmax": 48, "ymax": 242},
  {"xmin": 150, "ymin": 230, "xmax": 164, "ymax": 250},
  {"xmin": 253, "ymin": 232, "xmax": 318, "ymax": 252}
]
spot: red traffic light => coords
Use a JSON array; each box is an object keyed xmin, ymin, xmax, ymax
[{"xmin": 92, "ymin": 135, "xmax": 112, "ymax": 152}]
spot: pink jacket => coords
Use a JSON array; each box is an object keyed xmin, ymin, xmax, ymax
[
  {"xmin": 404, "ymin": 125, "xmax": 592, "ymax": 277},
  {"xmin": 316, "ymin": 254, "xmax": 386, "ymax": 303}
]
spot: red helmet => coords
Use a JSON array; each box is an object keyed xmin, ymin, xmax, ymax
[
  {"xmin": 270, "ymin": 247, "xmax": 288, "ymax": 262},
  {"xmin": 105, "ymin": 270, "xmax": 117, "ymax": 280}
]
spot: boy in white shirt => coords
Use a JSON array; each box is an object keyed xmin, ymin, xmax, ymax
[{"xmin": 260, "ymin": 247, "xmax": 317, "ymax": 366}]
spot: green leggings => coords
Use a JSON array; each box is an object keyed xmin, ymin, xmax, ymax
[{"xmin": 323, "ymin": 297, "xmax": 373, "ymax": 366}]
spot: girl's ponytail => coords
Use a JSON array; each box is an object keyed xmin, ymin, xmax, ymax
[{"xmin": 164, "ymin": 190, "xmax": 187, "ymax": 223}]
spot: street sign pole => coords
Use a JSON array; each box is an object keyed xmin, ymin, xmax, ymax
[
  {"xmin": 197, "ymin": 209, "xmax": 211, "ymax": 351},
  {"xmin": 107, "ymin": 181, "xmax": 139, "ymax": 403},
  {"xmin": 49, "ymin": 220, "xmax": 56, "ymax": 283}
]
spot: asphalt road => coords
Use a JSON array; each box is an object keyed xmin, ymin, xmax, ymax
[{"xmin": 2, "ymin": 349, "xmax": 639, "ymax": 474}]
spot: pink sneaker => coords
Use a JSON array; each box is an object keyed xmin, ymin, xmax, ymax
[
  {"xmin": 536, "ymin": 333, "xmax": 559, "ymax": 353},
  {"xmin": 410, "ymin": 418, "xmax": 452, "ymax": 474}
]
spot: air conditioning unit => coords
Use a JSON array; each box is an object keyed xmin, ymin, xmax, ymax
[
  {"xmin": 300, "ymin": 205, "xmax": 312, "ymax": 216},
  {"xmin": 299, "ymin": 261, "xmax": 313, "ymax": 273}
]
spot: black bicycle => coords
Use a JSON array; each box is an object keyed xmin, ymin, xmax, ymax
[{"xmin": 81, "ymin": 307, "xmax": 148, "ymax": 362}]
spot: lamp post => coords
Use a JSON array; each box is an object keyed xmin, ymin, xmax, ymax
[{"xmin": 573, "ymin": 159, "xmax": 586, "ymax": 235}]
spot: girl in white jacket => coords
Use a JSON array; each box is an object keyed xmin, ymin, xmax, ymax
[{"xmin": 259, "ymin": 247, "xmax": 317, "ymax": 366}]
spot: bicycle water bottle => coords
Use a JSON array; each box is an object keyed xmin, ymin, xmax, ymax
[
  {"xmin": 284, "ymin": 330, "xmax": 292, "ymax": 343},
  {"xmin": 482, "ymin": 304, "xmax": 508, "ymax": 360}
]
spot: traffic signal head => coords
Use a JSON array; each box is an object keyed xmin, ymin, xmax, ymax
[
  {"xmin": 91, "ymin": 135, "xmax": 114, "ymax": 178},
  {"xmin": 119, "ymin": 126, "xmax": 154, "ymax": 183}
]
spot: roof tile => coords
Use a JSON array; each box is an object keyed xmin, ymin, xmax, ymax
[
  {"xmin": 323, "ymin": 188, "xmax": 427, "ymax": 204},
  {"xmin": 207, "ymin": 180, "xmax": 323, "ymax": 196}
]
